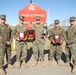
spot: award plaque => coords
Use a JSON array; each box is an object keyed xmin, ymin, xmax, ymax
[
  {"xmin": 18, "ymin": 32, "xmax": 25, "ymax": 40},
  {"xmin": 53, "ymin": 35, "xmax": 61, "ymax": 44}
]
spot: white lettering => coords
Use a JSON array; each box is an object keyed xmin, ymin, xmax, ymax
[
  {"xmin": 20, "ymin": 14, "xmax": 45, "ymax": 17},
  {"xmin": 28, "ymin": 4, "xmax": 36, "ymax": 10}
]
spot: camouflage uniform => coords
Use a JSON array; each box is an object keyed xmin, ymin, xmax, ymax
[
  {"xmin": 65, "ymin": 17, "xmax": 76, "ymax": 72},
  {"xmin": 48, "ymin": 20, "xmax": 66, "ymax": 65},
  {"xmin": 12, "ymin": 16, "xmax": 28, "ymax": 68},
  {"xmin": 0, "ymin": 15, "xmax": 11, "ymax": 74},
  {"xmin": 32, "ymin": 16, "xmax": 45, "ymax": 66},
  {"xmin": 4, "ymin": 26, "xmax": 15, "ymax": 69}
]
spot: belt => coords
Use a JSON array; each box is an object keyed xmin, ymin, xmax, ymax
[{"xmin": 16, "ymin": 40, "xmax": 26, "ymax": 42}]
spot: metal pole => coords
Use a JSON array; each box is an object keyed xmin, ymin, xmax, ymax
[{"xmin": 30, "ymin": 0, "xmax": 32, "ymax": 3}]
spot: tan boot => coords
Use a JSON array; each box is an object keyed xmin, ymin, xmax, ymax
[
  {"xmin": 33, "ymin": 60, "xmax": 38, "ymax": 67},
  {"xmin": 72, "ymin": 65, "xmax": 76, "ymax": 73},
  {"xmin": 8, "ymin": 64, "xmax": 15, "ymax": 69},
  {"xmin": 48, "ymin": 60, "xmax": 52, "ymax": 65},
  {"xmin": 41, "ymin": 60, "xmax": 45, "ymax": 67},
  {"xmin": 63, "ymin": 62, "xmax": 70, "ymax": 67},
  {"xmin": 22, "ymin": 61, "xmax": 29, "ymax": 68},
  {"xmin": 16, "ymin": 61, "xmax": 20, "ymax": 68},
  {"xmin": 0, "ymin": 68, "xmax": 5, "ymax": 74},
  {"xmin": 57, "ymin": 60, "xmax": 62, "ymax": 66}
]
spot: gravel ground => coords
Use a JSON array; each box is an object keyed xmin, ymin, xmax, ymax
[{"xmin": 2, "ymin": 51, "xmax": 76, "ymax": 75}]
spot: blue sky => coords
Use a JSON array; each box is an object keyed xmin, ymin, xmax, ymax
[{"xmin": 0, "ymin": 0, "xmax": 76, "ymax": 25}]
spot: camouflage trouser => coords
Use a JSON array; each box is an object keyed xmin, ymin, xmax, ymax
[
  {"xmin": 49, "ymin": 43, "xmax": 62, "ymax": 60},
  {"xmin": 65, "ymin": 44, "xmax": 76, "ymax": 65},
  {"xmin": 32, "ymin": 40, "xmax": 45, "ymax": 61},
  {"xmin": 16, "ymin": 41, "xmax": 28, "ymax": 62},
  {"xmin": 0, "ymin": 43, "xmax": 5, "ymax": 68},
  {"xmin": 4, "ymin": 45, "xmax": 11, "ymax": 64}
]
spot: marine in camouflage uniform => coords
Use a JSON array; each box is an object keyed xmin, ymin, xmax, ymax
[
  {"xmin": 0, "ymin": 15, "xmax": 14, "ymax": 74},
  {"xmin": 32, "ymin": 16, "xmax": 45, "ymax": 67},
  {"xmin": 12, "ymin": 16, "xmax": 28, "ymax": 68},
  {"xmin": 5, "ymin": 25, "xmax": 15, "ymax": 69},
  {"xmin": 48, "ymin": 20, "xmax": 66, "ymax": 65},
  {"xmin": 65, "ymin": 17, "xmax": 76, "ymax": 73}
]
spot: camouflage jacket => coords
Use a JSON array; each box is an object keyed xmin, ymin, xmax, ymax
[
  {"xmin": 12, "ymin": 24, "xmax": 28, "ymax": 39},
  {"xmin": 0, "ymin": 23, "xmax": 11, "ymax": 44},
  {"xmin": 48, "ymin": 27, "xmax": 66, "ymax": 42},
  {"xmin": 66, "ymin": 25, "xmax": 76, "ymax": 44},
  {"xmin": 31, "ymin": 23, "xmax": 45, "ymax": 43}
]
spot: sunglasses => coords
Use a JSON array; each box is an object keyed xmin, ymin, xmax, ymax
[
  {"xmin": 1, "ymin": 18, "xmax": 6, "ymax": 20},
  {"xmin": 55, "ymin": 23, "xmax": 59, "ymax": 24},
  {"xmin": 36, "ymin": 19, "xmax": 40, "ymax": 21},
  {"xmin": 20, "ymin": 19, "xmax": 24, "ymax": 21},
  {"xmin": 70, "ymin": 20, "xmax": 74, "ymax": 22}
]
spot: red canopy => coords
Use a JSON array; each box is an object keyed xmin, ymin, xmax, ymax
[{"xmin": 19, "ymin": 3, "xmax": 46, "ymax": 22}]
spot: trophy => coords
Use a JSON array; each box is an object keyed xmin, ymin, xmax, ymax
[
  {"xmin": 53, "ymin": 34, "xmax": 61, "ymax": 44},
  {"xmin": 18, "ymin": 32, "xmax": 25, "ymax": 40}
]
